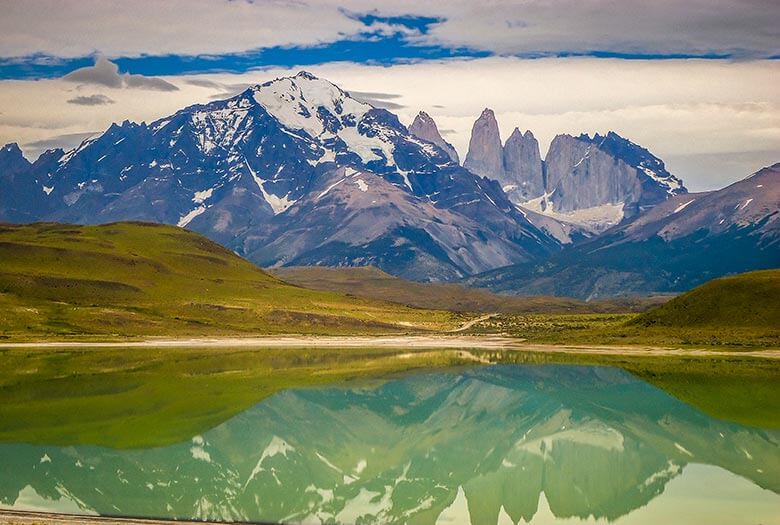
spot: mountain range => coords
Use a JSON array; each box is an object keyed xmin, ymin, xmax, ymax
[
  {"xmin": 467, "ymin": 163, "xmax": 780, "ymax": 299},
  {"xmin": 0, "ymin": 72, "xmax": 777, "ymax": 295}
]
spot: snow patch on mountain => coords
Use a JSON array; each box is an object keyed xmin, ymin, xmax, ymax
[
  {"xmin": 673, "ymin": 199, "xmax": 695, "ymax": 213},
  {"xmin": 522, "ymin": 192, "xmax": 625, "ymax": 233},
  {"xmin": 178, "ymin": 205, "xmax": 207, "ymax": 227},
  {"xmin": 245, "ymin": 161, "xmax": 296, "ymax": 214},
  {"xmin": 192, "ymin": 188, "xmax": 214, "ymax": 204}
]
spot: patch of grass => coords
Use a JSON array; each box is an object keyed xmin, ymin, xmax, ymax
[
  {"xmin": 466, "ymin": 302, "xmax": 780, "ymax": 349},
  {"xmin": 0, "ymin": 222, "xmax": 462, "ymax": 340}
]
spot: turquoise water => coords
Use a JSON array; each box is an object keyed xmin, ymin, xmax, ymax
[{"xmin": 0, "ymin": 365, "xmax": 778, "ymax": 524}]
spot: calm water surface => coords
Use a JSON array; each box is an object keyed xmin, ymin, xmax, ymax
[{"xmin": 1, "ymin": 365, "xmax": 778, "ymax": 524}]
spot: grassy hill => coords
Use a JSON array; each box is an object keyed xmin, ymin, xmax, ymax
[
  {"xmin": 273, "ymin": 266, "xmax": 670, "ymax": 314},
  {"xmin": 632, "ymin": 269, "xmax": 780, "ymax": 328},
  {"xmin": 465, "ymin": 270, "xmax": 780, "ymax": 348},
  {"xmin": 0, "ymin": 222, "xmax": 459, "ymax": 339}
]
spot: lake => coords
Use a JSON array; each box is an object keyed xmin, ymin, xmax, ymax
[{"xmin": 0, "ymin": 364, "xmax": 778, "ymax": 524}]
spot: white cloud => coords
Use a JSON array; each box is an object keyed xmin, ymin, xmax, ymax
[
  {"xmin": 64, "ymin": 57, "xmax": 178, "ymax": 91},
  {"xmin": 408, "ymin": 0, "xmax": 780, "ymax": 57},
  {"xmin": 1, "ymin": 57, "xmax": 777, "ymax": 191},
  {"xmin": 0, "ymin": 1, "xmax": 777, "ymax": 60},
  {"xmin": 0, "ymin": 0, "xmax": 363, "ymax": 58}
]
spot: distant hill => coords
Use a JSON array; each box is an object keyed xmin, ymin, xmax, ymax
[
  {"xmin": 0, "ymin": 222, "xmax": 455, "ymax": 339},
  {"xmin": 633, "ymin": 269, "xmax": 780, "ymax": 328},
  {"xmin": 273, "ymin": 266, "xmax": 670, "ymax": 314}
]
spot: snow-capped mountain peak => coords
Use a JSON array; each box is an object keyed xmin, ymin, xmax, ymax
[{"xmin": 250, "ymin": 72, "xmax": 372, "ymax": 141}]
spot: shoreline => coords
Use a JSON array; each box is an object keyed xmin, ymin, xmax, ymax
[
  {"xmin": 0, "ymin": 335, "xmax": 778, "ymax": 359},
  {"xmin": 0, "ymin": 510, "xmax": 246, "ymax": 525}
]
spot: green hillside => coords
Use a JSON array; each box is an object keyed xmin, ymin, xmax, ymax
[
  {"xmin": 273, "ymin": 266, "xmax": 669, "ymax": 314},
  {"xmin": 0, "ymin": 222, "xmax": 458, "ymax": 339},
  {"xmin": 633, "ymin": 269, "xmax": 780, "ymax": 328},
  {"xmin": 463, "ymin": 270, "xmax": 780, "ymax": 349}
]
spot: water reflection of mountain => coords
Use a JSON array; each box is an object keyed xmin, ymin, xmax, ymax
[{"xmin": 0, "ymin": 365, "xmax": 778, "ymax": 524}]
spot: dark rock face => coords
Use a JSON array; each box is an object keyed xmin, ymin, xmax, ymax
[
  {"xmin": 0, "ymin": 73, "xmax": 560, "ymax": 281},
  {"xmin": 465, "ymin": 164, "xmax": 780, "ymax": 299},
  {"xmin": 408, "ymin": 111, "xmax": 459, "ymax": 163}
]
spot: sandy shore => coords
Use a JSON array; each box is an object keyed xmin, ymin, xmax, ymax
[
  {"xmin": 0, "ymin": 335, "xmax": 778, "ymax": 358},
  {"xmin": 0, "ymin": 335, "xmax": 516, "ymax": 349}
]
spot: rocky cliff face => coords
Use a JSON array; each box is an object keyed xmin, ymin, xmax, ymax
[
  {"xmin": 463, "ymin": 108, "xmax": 504, "ymax": 182},
  {"xmin": 0, "ymin": 143, "xmax": 53, "ymax": 222},
  {"xmin": 462, "ymin": 108, "xmax": 687, "ymax": 231},
  {"xmin": 408, "ymin": 111, "xmax": 459, "ymax": 163},
  {"xmin": 503, "ymin": 128, "xmax": 545, "ymax": 201},
  {"xmin": 463, "ymin": 110, "xmax": 546, "ymax": 203},
  {"xmin": 541, "ymin": 132, "xmax": 685, "ymax": 222}
]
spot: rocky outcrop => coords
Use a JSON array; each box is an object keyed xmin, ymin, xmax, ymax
[
  {"xmin": 462, "ymin": 107, "xmax": 686, "ymax": 231},
  {"xmin": 408, "ymin": 111, "xmax": 459, "ymax": 163},
  {"xmin": 464, "ymin": 108, "xmax": 504, "ymax": 182},
  {"xmin": 503, "ymin": 128, "xmax": 544, "ymax": 200},
  {"xmin": 0, "ymin": 143, "xmax": 49, "ymax": 222},
  {"xmin": 464, "ymin": 110, "xmax": 546, "ymax": 203},
  {"xmin": 544, "ymin": 132, "xmax": 684, "ymax": 217}
]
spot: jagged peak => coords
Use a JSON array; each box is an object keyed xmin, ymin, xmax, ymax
[
  {"xmin": 413, "ymin": 110, "xmax": 434, "ymax": 124},
  {"xmin": 1, "ymin": 142, "xmax": 23, "ymax": 154},
  {"xmin": 0, "ymin": 142, "xmax": 30, "ymax": 165},
  {"xmin": 34, "ymin": 148, "xmax": 65, "ymax": 164},
  {"xmin": 478, "ymin": 107, "xmax": 497, "ymax": 120},
  {"xmin": 294, "ymin": 70, "xmax": 319, "ymax": 80}
]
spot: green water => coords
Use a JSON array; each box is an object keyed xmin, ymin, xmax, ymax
[{"xmin": 0, "ymin": 365, "xmax": 778, "ymax": 524}]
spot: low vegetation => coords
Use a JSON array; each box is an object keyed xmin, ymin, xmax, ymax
[
  {"xmin": 273, "ymin": 266, "xmax": 670, "ymax": 314},
  {"xmin": 0, "ymin": 222, "xmax": 460, "ymax": 340},
  {"xmin": 465, "ymin": 270, "xmax": 780, "ymax": 349},
  {"xmin": 631, "ymin": 269, "xmax": 780, "ymax": 328}
]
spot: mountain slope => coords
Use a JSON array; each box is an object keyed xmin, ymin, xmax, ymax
[
  {"xmin": 0, "ymin": 73, "xmax": 559, "ymax": 281},
  {"xmin": 0, "ymin": 222, "xmax": 457, "ymax": 338},
  {"xmin": 466, "ymin": 164, "xmax": 779, "ymax": 299}
]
